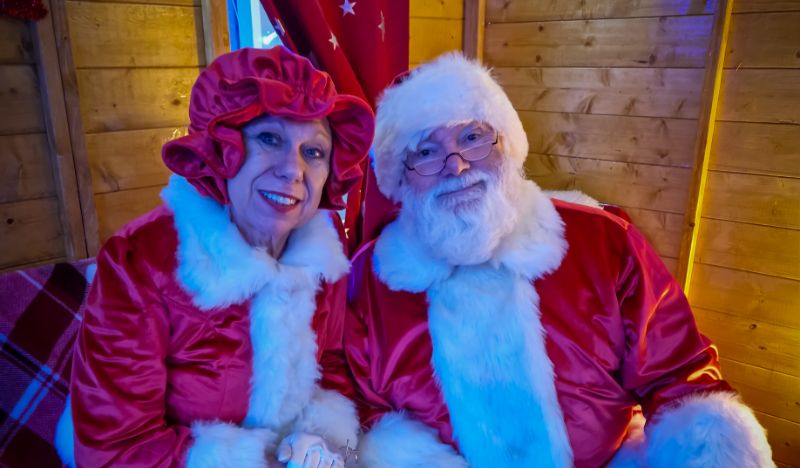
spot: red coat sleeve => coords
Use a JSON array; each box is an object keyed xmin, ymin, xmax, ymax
[
  {"xmin": 71, "ymin": 236, "xmax": 193, "ymax": 467},
  {"xmin": 617, "ymin": 224, "xmax": 730, "ymax": 418}
]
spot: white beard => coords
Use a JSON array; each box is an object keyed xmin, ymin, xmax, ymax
[{"xmin": 399, "ymin": 161, "xmax": 524, "ymax": 266}]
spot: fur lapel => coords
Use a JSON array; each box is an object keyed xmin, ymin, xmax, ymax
[
  {"xmin": 161, "ymin": 175, "xmax": 349, "ymax": 432},
  {"xmin": 374, "ymin": 180, "xmax": 572, "ymax": 467}
]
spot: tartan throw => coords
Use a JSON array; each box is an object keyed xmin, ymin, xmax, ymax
[{"xmin": 0, "ymin": 259, "xmax": 94, "ymax": 467}]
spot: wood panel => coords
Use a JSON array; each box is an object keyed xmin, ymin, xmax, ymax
[
  {"xmin": 753, "ymin": 412, "xmax": 800, "ymax": 466},
  {"xmin": 623, "ymin": 207, "xmax": 683, "ymax": 258},
  {"xmin": 75, "ymin": 0, "xmax": 199, "ymax": 5},
  {"xmin": 496, "ymin": 67, "xmax": 703, "ymax": 118},
  {"xmin": 86, "ymin": 127, "xmax": 179, "ymax": 193},
  {"xmin": 95, "ymin": 186, "xmax": 163, "ymax": 241},
  {"xmin": 409, "ymin": 18, "xmax": 462, "ymax": 64},
  {"xmin": 695, "ymin": 218, "xmax": 800, "ymax": 280},
  {"xmin": 694, "ymin": 307, "xmax": 800, "ymax": 376},
  {"xmin": 725, "ymin": 12, "xmax": 800, "ymax": 69},
  {"xmin": 486, "ymin": 0, "xmax": 716, "ymax": 22},
  {"xmin": 0, "ymin": 17, "xmax": 34, "ymax": 64},
  {"xmin": 0, "ymin": 65, "xmax": 45, "ymax": 135},
  {"xmin": 76, "ymin": 67, "xmax": 197, "ymax": 133},
  {"xmin": 200, "ymin": 0, "xmax": 229, "ymax": 64},
  {"xmin": 690, "ymin": 263, "xmax": 800, "ymax": 328},
  {"xmin": 734, "ymin": 0, "xmax": 800, "ymax": 13},
  {"xmin": 524, "ymin": 153, "xmax": 691, "ymax": 214},
  {"xmin": 410, "ymin": 0, "xmax": 462, "ymax": 18},
  {"xmin": 520, "ymin": 111, "xmax": 697, "ymax": 167},
  {"xmin": 703, "ymin": 172, "xmax": 800, "ymax": 229},
  {"xmin": 718, "ymin": 69, "xmax": 800, "ymax": 124},
  {"xmin": 0, "ymin": 134, "xmax": 55, "ymax": 203},
  {"xmin": 484, "ymin": 16, "xmax": 713, "ymax": 67},
  {"xmin": 661, "ymin": 256, "xmax": 678, "ymax": 275},
  {"xmin": 721, "ymin": 358, "xmax": 800, "ymax": 422},
  {"xmin": 0, "ymin": 198, "xmax": 65, "ymax": 268},
  {"xmin": 67, "ymin": 1, "xmax": 204, "ymax": 68},
  {"xmin": 711, "ymin": 121, "xmax": 800, "ymax": 177}
]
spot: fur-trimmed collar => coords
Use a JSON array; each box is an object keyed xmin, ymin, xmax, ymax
[
  {"xmin": 161, "ymin": 175, "xmax": 349, "ymax": 310},
  {"xmin": 374, "ymin": 180, "xmax": 567, "ymax": 292}
]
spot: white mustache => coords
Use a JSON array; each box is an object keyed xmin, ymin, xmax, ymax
[{"xmin": 429, "ymin": 170, "xmax": 492, "ymax": 198}]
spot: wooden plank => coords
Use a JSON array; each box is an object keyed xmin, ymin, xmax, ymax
[
  {"xmin": 711, "ymin": 122, "xmax": 800, "ymax": 178},
  {"xmin": 721, "ymin": 358, "xmax": 800, "ymax": 423},
  {"xmin": 725, "ymin": 12, "xmax": 800, "ymax": 69},
  {"xmin": 409, "ymin": 18, "xmax": 463, "ymax": 64},
  {"xmin": 676, "ymin": 0, "xmax": 732, "ymax": 289},
  {"xmin": 76, "ymin": 67, "xmax": 197, "ymax": 133},
  {"xmin": 0, "ymin": 198, "xmax": 65, "ymax": 268},
  {"xmin": 753, "ymin": 412, "xmax": 800, "ymax": 466},
  {"xmin": 623, "ymin": 207, "xmax": 683, "ymax": 258},
  {"xmin": 484, "ymin": 15, "xmax": 713, "ymax": 68},
  {"xmin": 74, "ymin": 0, "xmax": 199, "ymax": 5},
  {"xmin": 694, "ymin": 307, "xmax": 800, "ymax": 376},
  {"xmin": 95, "ymin": 185, "xmax": 163, "ymax": 241},
  {"xmin": 519, "ymin": 111, "xmax": 697, "ymax": 167},
  {"xmin": 463, "ymin": 0, "xmax": 486, "ymax": 60},
  {"xmin": 49, "ymin": 0, "xmax": 100, "ymax": 256},
  {"xmin": 499, "ymin": 67, "xmax": 703, "ymax": 119},
  {"xmin": 661, "ymin": 256, "xmax": 679, "ymax": 276},
  {"xmin": 0, "ymin": 16, "xmax": 34, "ymax": 64},
  {"xmin": 67, "ymin": 1, "xmax": 204, "ymax": 68},
  {"xmin": 524, "ymin": 153, "xmax": 691, "ymax": 214},
  {"xmin": 0, "ymin": 65, "xmax": 45, "ymax": 135},
  {"xmin": 410, "ymin": 0, "xmax": 463, "ymax": 18},
  {"xmin": 695, "ymin": 218, "xmax": 800, "ymax": 281},
  {"xmin": 734, "ymin": 0, "xmax": 800, "ymax": 13},
  {"xmin": 486, "ymin": 0, "xmax": 716, "ymax": 22},
  {"xmin": 87, "ymin": 127, "xmax": 180, "ymax": 193},
  {"xmin": 0, "ymin": 134, "xmax": 55, "ymax": 203},
  {"xmin": 690, "ymin": 263, "xmax": 800, "ymax": 329},
  {"xmin": 200, "ymin": 0, "xmax": 229, "ymax": 64},
  {"xmin": 718, "ymin": 69, "xmax": 800, "ymax": 124},
  {"xmin": 704, "ymin": 171, "xmax": 800, "ymax": 230}
]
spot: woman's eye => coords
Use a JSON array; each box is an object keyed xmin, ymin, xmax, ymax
[
  {"xmin": 304, "ymin": 147, "xmax": 326, "ymax": 160},
  {"xmin": 258, "ymin": 132, "xmax": 281, "ymax": 146}
]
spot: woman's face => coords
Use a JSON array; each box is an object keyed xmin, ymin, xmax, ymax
[{"xmin": 227, "ymin": 115, "xmax": 332, "ymax": 251}]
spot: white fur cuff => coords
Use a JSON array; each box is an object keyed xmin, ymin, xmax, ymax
[
  {"xmin": 292, "ymin": 389, "xmax": 360, "ymax": 452},
  {"xmin": 186, "ymin": 421, "xmax": 278, "ymax": 468},
  {"xmin": 358, "ymin": 412, "xmax": 468, "ymax": 468},
  {"xmin": 644, "ymin": 392, "xmax": 774, "ymax": 468}
]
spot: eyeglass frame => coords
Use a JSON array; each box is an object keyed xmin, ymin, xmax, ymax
[{"xmin": 402, "ymin": 131, "xmax": 500, "ymax": 176}]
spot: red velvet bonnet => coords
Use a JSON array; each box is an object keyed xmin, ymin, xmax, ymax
[{"xmin": 162, "ymin": 46, "xmax": 375, "ymax": 209}]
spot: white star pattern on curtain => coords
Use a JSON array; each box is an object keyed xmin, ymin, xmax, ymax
[
  {"xmin": 340, "ymin": 0, "xmax": 356, "ymax": 16},
  {"xmin": 328, "ymin": 31, "xmax": 339, "ymax": 49},
  {"xmin": 377, "ymin": 11, "xmax": 386, "ymax": 41}
]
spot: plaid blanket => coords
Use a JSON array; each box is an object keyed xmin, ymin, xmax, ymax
[{"xmin": 0, "ymin": 259, "xmax": 94, "ymax": 467}]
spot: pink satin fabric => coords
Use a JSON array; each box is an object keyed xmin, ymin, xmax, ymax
[
  {"xmin": 70, "ymin": 206, "xmax": 348, "ymax": 467},
  {"xmin": 343, "ymin": 200, "xmax": 730, "ymax": 467}
]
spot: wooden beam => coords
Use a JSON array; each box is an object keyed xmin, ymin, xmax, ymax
[
  {"xmin": 675, "ymin": 0, "xmax": 733, "ymax": 292},
  {"xmin": 201, "ymin": 0, "xmax": 230, "ymax": 65},
  {"xmin": 45, "ymin": 0, "xmax": 100, "ymax": 256},
  {"xmin": 463, "ymin": 0, "xmax": 485, "ymax": 60}
]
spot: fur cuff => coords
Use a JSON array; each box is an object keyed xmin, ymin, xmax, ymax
[
  {"xmin": 186, "ymin": 421, "xmax": 278, "ymax": 468},
  {"xmin": 644, "ymin": 392, "xmax": 774, "ymax": 468},
  {"xmin": 292, "ymin": 389, "xmax": 360, "ymax": 452},
  {"xmin": 358, "ymin": 412, "xmax": 468, "ymax": 468}
]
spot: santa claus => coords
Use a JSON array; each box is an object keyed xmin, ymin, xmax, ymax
[{"xmin": 343, "ymin": 53, "xmax": 774, "ymax": 467}]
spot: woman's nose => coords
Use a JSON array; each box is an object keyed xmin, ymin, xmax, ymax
[{"xmin": 274, "ymin": 147, "xmax": 304, "ymax": 182}]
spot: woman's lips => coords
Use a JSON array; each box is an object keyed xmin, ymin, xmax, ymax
[{"xmin": 258, "ymin": 190, "xmax": 301, "ymax": 213}]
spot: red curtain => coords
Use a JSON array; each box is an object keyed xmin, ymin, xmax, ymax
[{"xmin": 260, "ymin": 0, "xmax": 407, "ymax": 253}]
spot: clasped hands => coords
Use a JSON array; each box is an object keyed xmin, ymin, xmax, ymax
[{"xmin": 274, "ymin": 433, "xmax": 345, "ymax": 468}]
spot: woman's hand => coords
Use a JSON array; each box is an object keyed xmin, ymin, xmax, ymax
[{"xmin": 276, "ymin": 432, "xmax": 344, "ymax": 468}]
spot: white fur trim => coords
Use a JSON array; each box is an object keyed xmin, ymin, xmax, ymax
[
  {"xmin": 292, "ymin": 389, "xmax": 360, "ymax": 451},
  {"xmin": 55, "ymin": 396, "xmax": 75, "ymax": 468},
  {"xmin": 644, "ymin": 392, "xmax": 774, "ymax": 468},
  {"xmin": 161, "ymin": 175, "xmax": 349, "ymax": 310},
  {"xmin": 186, "ymin": 421, "xmax": 278, "ymax": 468},
  {"xmin": 607, "ymin": 411, "xmax": 646, "ymax": 468},
  {"xmin": 544, "ymin": 190, "xmax": 602, "ymax": 209},
  {"xmin": 358, "ymin": 412, "xmax": 468, "ymax": 468},
  {"xmin": 373, "ymin": 52, "xmax": 528, "ymax": 201},
  {"xmin": 373, "ymin": 218, "xmax": 452, "ymax": 292}
]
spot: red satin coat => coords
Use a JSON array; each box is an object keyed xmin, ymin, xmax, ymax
[
  {"xmin": 344, "ymin": 200, "xmax": 731, "ymax": 467},
  {"xmin": 70, "ymin": 206, "xmax": 348, "ymax": 467}
]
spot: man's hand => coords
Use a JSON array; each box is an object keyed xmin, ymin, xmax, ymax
[{"xmin": 276, "ymin": 433, "xmax": 344, "ymax": 468}]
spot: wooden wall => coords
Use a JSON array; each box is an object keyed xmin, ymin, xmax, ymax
[
  {"xmin": 0, "ymin": 16, "xmax": 70, "ymax": 270},
  {"xmin": 688, "ymin": 3, "xmax": 800, "ymax": 466},
  {"xmin": 409, "ymin": 0, "xmax": 463, "ymax": 67},
  {"xmin": 484, "ymin": 0, "xmax": 718, "ymax": 274},
  {"xmin": 65, "ymin": 0, "xmax": 204, "ymax": 241}
]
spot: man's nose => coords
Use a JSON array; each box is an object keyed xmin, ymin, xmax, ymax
[{"xmin": 441, "ymin": 152, "xmax": 470, "ymax": 177}]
